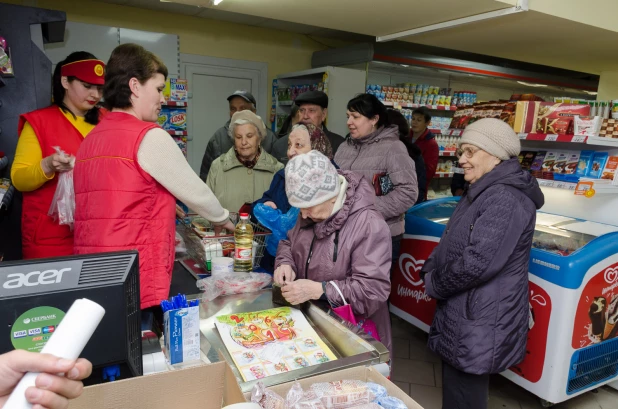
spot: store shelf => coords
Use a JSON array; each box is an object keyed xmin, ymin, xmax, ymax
[
  {"xmin": 517, "ymin": 133, "xmax": 588, "ymax": 143},
  {"xmin": 166, "ymin": 130, "xmax": 187, "ymax": 136},
  {"xmin": 382, "ymin": 101, "xmax": 457, "ymax": 111},
  {"xmin": 435, "ymin": 172, "xmax": 454, "ymax": 178},
  {"xmin": 536, "ymin": 179, "xmax": 578, "ymax": 191},
  {"xmin": 586, "ymin": 135, "xmax": 618, "ymax": 147},
  {"xmin": 439, "ymin": 151, "xmax": 457, "ymax": 157},
  {"xmin": 278, "ymin": 101, "xmax": 294, "ymax": 106},
  {"xmin": 578, "ymin": 179, "xmax": 618, "ymax": 194},
  {"xmin": 444, "ymin": 129, "xmax": 464, "ymax": 136},
  {"xmin": 162, "ymin": 101, "xmax": 187, "ymax": 107}
]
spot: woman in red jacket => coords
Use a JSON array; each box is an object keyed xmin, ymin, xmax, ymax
[
  {"xmin": 74, "ymin": 44, "xmax": 233, "ymax": 312},
  {"xmin": 11, "ymin": 52, "xmax": 105, "ymax": 259},
  {"xmin": 410, "ymin": 107, "xmax": 439, "ymax": 198}
]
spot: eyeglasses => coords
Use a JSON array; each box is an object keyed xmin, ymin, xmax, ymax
[{"xmin": 456, "ymin": 146, "xmax": 480, "ymax": 159}]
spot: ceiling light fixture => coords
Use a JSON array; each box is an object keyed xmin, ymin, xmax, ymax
[
  {"xmin": 584, "ymin": 91, "xmax": 598, "ymax": 96},
  {"xmin": 213, "ymin": 0, "xmax": 224, "ymax": 5},
  {"xmin": 517, "ymin": 81, "xmax": 548, "ymax": 88},
  {"xmin": 400, "ymin": 64, "xmax": 409, "ymax": 68}
]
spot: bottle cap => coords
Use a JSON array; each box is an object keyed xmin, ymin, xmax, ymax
[{"xmin": 240, "ymin": 213, "xmax": 249, "ymax": 219}]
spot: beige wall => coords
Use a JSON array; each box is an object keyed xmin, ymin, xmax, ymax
[
  {"xmin": 2, "ymin": 0, "xmax": 349, "ymax": 110},
  {"xmin": 597, "ymin": 70, "xmax": 618, "ymax": 101}
]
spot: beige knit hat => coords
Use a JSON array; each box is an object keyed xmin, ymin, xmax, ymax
[
  {"xmin": 460, "ymin": 118, "xmax": 520, "ymax": 160},
  {"xmin": 228, "ymin": 110, "xmax": 267, "ymax": 140}
]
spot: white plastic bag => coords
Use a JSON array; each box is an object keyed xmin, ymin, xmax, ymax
[
  {"xmin": 196, "ymin": 272, "xmax": 272, "ymax": 302},
  {"xmin": 47, "ymin": 146, "xmax": 75, "ymax": 230},
  {"xmin": 175, "ymin": 231, "xmax": 187, "ymax": 253}
]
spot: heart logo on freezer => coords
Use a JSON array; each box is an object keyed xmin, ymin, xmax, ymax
[
  {"xmin": 399, "ymin": 253, "xmax": 425, "ymax": 287},
  {"xmin": 604, "ymin": 267, "xmax": 618, "ymax": 285}
]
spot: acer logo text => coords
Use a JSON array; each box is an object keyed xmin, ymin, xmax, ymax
[{"xmin": 2, "ymin": 268, "xmax": 71, "ymax": 289}]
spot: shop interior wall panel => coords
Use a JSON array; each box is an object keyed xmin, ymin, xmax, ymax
[{"xmin": 0, "ymin": 3, "xmax": 66, "ymax": 260}]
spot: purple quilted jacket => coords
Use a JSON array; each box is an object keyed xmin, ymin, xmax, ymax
[{"xmin": 422, "ymin": 158, "xmax": 544, "ymax": 375}]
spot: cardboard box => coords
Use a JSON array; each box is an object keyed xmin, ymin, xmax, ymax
[
  {"xmin": 69, "ymin": 362, "xmax": 244, "ymax": 409},
  {"xmin": 245, "ymin": 365, "xmax": 424, "ymax": 409}
]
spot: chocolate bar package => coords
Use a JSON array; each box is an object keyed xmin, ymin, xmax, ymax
[
  {"xmin": 575, "ymin": 150, "xmax": 594, "ymax": 177},
  {"xmin": 552, "ymin": 152, "xmax": 569, "ymax": 174},
  {"xmin": 529, "ymin": 151, "xmax": 547, "ymax": 178},
  {"xmin": 519, "ymin": 151, "xmax": 537, "ymax": 171},
  {"xmin": 542, "ymin": 151, "xmax": 558, "ymax": 180},
  {"xmin": 589, "ymin": 152, "xmax": 609, "ymax": 179},
  {"xmin": 563, "ymin": 152, "xmax": 581, "ymax": 175},
  {"xmin": 601, "ymin": 156, "xmax": 618, "ymax": 181}
]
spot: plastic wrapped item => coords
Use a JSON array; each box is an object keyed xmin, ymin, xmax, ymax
[
  {"xmin": 253, "ymin": 204, "xmax": 300, "ymax": 256},
  {"xmin": 292, "ymin": 389, "xmax": 326, "ymax": 409},
  {"xmin": 175, "ymin": 231, "xmax": 187, "ymax": 253},
  {"xmin": 311, "ymin": 380, "xmax": 374, "ymax": 409},
  {"xmin": 377, "ymin": 396, "xmax": 407, "ymax": 409},
  {"xmin": 196, "ymin": 272, "xmax": 272, "ymax": 302},
  {"xmin": 286, "ymin": 383, "xmax": 306, "ymax": 409},
  {"xmin": 47, "ymin": 146, "xmax": 75, "ymax": 229},
  {"xmin": 251, "ymin": 382, "xmax": 285, "ymax": 409},
  {"xmin": 365, "ymin": 383, "xmax": 387, "ymax": 400},
  {"xmin": 346, "ymin": 405, "xmax": 382, "ymax": 409}
]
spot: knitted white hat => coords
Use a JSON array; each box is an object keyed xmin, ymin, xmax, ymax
[
  {"xmin": 460, "ymin": 118, "xmax": 521, "ymax": 160},
  {"xmin": 285, "ymin": 150, "xmax": 340, "ymax": 208}
]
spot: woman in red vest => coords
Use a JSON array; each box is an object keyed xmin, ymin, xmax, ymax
[
  {"xmin": 73, "ymin": 44, "xmax": 234, "ymax": 311},
  {"xmin": 11, "ymin": 52, "xmax": 106, "ymax": 259}
]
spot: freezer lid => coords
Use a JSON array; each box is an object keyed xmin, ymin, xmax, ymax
[
  {"xmin": 533, "ymin": 212, "xmax": 618, "ymax": 256},
  {"xmin": 408, "ymin": 198, "xmax": 459, "ymax": 225}
]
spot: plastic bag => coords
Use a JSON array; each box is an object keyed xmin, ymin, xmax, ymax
[
  {"xmin": 175, "ymin": 232, "xmax": 187, "ymax": 253},
  {"xmin": 195, "ymin": 272, "xmax": 272, "ymax": 302},
  {"xmin": 251, "ymin": 382, "xmax": 285, "ymax": 409},
  {"xmin": 253, "ymin": 204, "xmax": 300, "ymax": 256},
  {"xmin": 311, "ymin": 380, "xmax": 374, "ymax": 409},
  {"xmin": 47, "ymin": 146, "xmax": 75, "ymax": 230}
]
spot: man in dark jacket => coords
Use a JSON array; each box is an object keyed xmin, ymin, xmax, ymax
[
  {"xmin": 421, "ymin": 118, "xmax": 544, "ymax": 409},
  {"xmin": 199, "ymin": 90, "xmax": 277, "ymax": 181},
  {"xmin": 271, "ymin": 91, "xmax": 344, "ymax": 165},
  {"xmin": 410, "ymin": 107, "xmax": 438, "ymax": 199}
]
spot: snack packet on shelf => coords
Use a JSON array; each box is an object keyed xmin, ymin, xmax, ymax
[
  {"xmin": 311, "ymin": 380, "xmax": 374, "ymax": 409},
  {"xmin": 252, "ymin": 382, "xmax": 286, "ymax": 409}
]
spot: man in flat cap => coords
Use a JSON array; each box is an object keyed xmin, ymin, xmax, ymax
[
  {"xmin": 271, "ymin": 90, "xmax": 344, "ymax": 165},
  {"xmin": 199, "ymin": 90, "xmax": 278, "ymax": 181}
]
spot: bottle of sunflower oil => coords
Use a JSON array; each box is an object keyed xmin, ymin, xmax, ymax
[{"xmin": 233, "ymin": 213, "xmax": 253, "ymax": 272}]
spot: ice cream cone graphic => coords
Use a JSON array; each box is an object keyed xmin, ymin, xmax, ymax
[
  {"xmin": 603, "ymin": 295, "xmax": 618, "ymax": 340},
  {"xmin": 589, "ymin": 297, "xmax": 607, "ymax": 339}
]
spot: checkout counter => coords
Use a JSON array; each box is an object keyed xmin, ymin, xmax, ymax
[{"xmin": 146, "ymin": 225, "xmax": 390, "ymax": 392}]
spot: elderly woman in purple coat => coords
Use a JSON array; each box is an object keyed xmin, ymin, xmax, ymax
[
  {"xmin": 274, "ymin": 150, "xmax": 393, "ymax": 355},
  {"xmin": 421, "ymin": 118, "xmax": 544, "ymax": 409}
]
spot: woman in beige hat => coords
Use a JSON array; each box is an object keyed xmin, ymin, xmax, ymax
[{"xmin": 207, "ymin": 110, "xmax": 283, "ymax": 212}]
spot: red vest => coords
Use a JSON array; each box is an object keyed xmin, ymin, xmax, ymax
[
  {"xmin": 18, "ymin": 106, "xmax": 85, "ymax": 259},
  {"xmin": 73, "ymin": 112, "xmax": 176, "ymax": 309}
]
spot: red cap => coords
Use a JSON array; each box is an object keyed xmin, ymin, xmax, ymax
[
  {"xmin": 240, "ymin": 213, "xmax": 249, "ymax": 218},
  {"xmin": 61, "ymin": 59, "xmax": 106, "ymax": 85}
]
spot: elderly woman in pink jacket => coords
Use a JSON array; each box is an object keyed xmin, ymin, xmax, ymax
[{"xmin": 274, "ymin": 151, "xmax": 393, "ymax": 353}]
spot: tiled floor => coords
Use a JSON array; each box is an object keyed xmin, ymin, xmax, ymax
[{"xmin": 390, "ymin": 315, "xmax": 618, "ymax": 409}]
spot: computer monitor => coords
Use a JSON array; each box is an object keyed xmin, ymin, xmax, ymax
[{"xmin": 0, "ymin": 251, "xmax": 142, "ymax": 384}]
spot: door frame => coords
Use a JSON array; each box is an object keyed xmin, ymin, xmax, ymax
[{"xmin": 180, "ymin": 53, "xmax": 268, "ymax": 120}]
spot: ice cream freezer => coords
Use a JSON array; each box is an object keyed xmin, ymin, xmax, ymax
[{"xmin": 390, "ymin": 197, "xmax": 618, "ymax": 406}]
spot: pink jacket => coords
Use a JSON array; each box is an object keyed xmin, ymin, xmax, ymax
[
  {"xmin": 334, "ymin": 125, "xmax": 418, "ymax": 237},
  {"xmin": 276, "ymin": 171, "xmax": 393, "ymax": 354}
]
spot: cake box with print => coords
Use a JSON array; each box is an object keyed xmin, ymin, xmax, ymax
[{"xmin": 391, "ymin": 197, "xmax": 618, "ymax": 406}]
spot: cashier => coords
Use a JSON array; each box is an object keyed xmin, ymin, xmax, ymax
[
  {"xmin": 420, "ymin": 118, "xmax": 544, "ymax": 409},
  {"xmin": 73, "ymin": 43, "xmax": 235, "ymax": 313},
  {"xmin": 274, "ymin": 151, "xmax": 393, "ymax": 354},
  {"xmin": 11, "ymin": 52, "xmax": 105, "ymax": 259}
]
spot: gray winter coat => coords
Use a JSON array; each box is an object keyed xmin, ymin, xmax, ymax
[
  {"xmin": 199, "ymin": 120, "xmax": 278, "ymax": 181},
  {"xmin": 271, "ymin": 124, "xmax": 344, "ymax": 165},
  {"xmin": 334, "ymin": 125, "xmax": 418, "ymax": 237},
  {"xmin": 422, "ymin": 158, "xmax": 544, "ymax": 375}
]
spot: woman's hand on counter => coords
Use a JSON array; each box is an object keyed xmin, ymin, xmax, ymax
[
  {"xmin": 274, "ymin": 264, "xmax": 296, "ymax": 285},
  {"xmin": 281, "ymin": 279, "xmax": 323, "ymax": 305},
  {"xmin": 41, "ymin": 153, "xmax": 75, "ymax": 177},
  {"xmin": 213, "ymin": 219, "xmax": 236, "ymax": 235}
]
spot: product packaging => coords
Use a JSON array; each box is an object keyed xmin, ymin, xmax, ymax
[
  {"xmin": 514, "ymin": 102, "xmax": 590, "ymax": 134},
  {"xmin": 552, "ymin": 152, "xmax": 569, "ymax": 174},
  {"xmin": 519, "ymin": 151, "xmax": 537, "ymax": 171},
  {"xmin": 542, "ymin": 151, "xmax": 558, "ymax": 179},
  {"xmin": 563, "ymin": 152, "xmax": 581, "ymax": 175},
  {"xmin": 575, "ymin": 151, "xmax": 594, "ymax": 177},
  {"xmin": 196, "ymin": 272, "xmax": 272, "ymax": 302},
  {"xmin": 599, "ymin": 118, "xmax": 618, "ymax": 138},
  {"xmin": 589, "ymin": 152, "xmax": 609, "ymax": 179},
  {"xmin": 601, "ymin": 156, "xmax": 618, "ymax": 180},
  {"xmin": 161, "ymin": 295, "xmax": 200, "ymax": 365},
  {"xmin": 574, "ymin": 116, "xmax": 603, "ymax": 137},
  {"xmin": 170, "ymin": 78, "xmax": 188, "ymax": 102}
]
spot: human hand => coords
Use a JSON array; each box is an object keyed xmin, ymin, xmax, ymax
[
  {"xmin": 41, "ymin": 153, "xmax": 75, "ymax": 177},
  {"xmin": 213, "ymin": 219, "xmax": 235, "ymax": 236},
  {"xmin": 175, "ymin": 205, "xmax": 186, "ymax": 219},
  {"xmin": 274, "ymin": 264, "xmax": 296, "ymax": 286},
  {"xmin": 281, "ymin": 279, "xmax": 323, "ymax": 305},
  {"xmin": 0, "ymin": 350, "xmax": 92, "ymax": 409},
  {"xmin": 264, "ymin": 201, "xmax": 277, "ymax": 210}
]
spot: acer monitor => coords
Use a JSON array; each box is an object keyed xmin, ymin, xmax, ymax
[{"xmin": 0, "ymin": 251, "xmax": 142, "ymax": 384}]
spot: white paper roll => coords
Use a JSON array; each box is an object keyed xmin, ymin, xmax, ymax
[
  {"xmin": 211, "ymin": 257, "xmax": 234, "ymax": 275},
  {"xmin": 4, "ymin": 298, "xmax": 105, "ymax": 409}
]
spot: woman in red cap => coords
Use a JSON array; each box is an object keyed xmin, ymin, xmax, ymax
[{"xmin": 11, "ymin": 51, "xmax": 106, "ymax": 259}]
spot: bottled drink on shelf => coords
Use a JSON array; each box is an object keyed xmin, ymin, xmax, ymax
[{"xmin": 233, "ymin": 213, "xmax": 253, "ymax": 272}]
